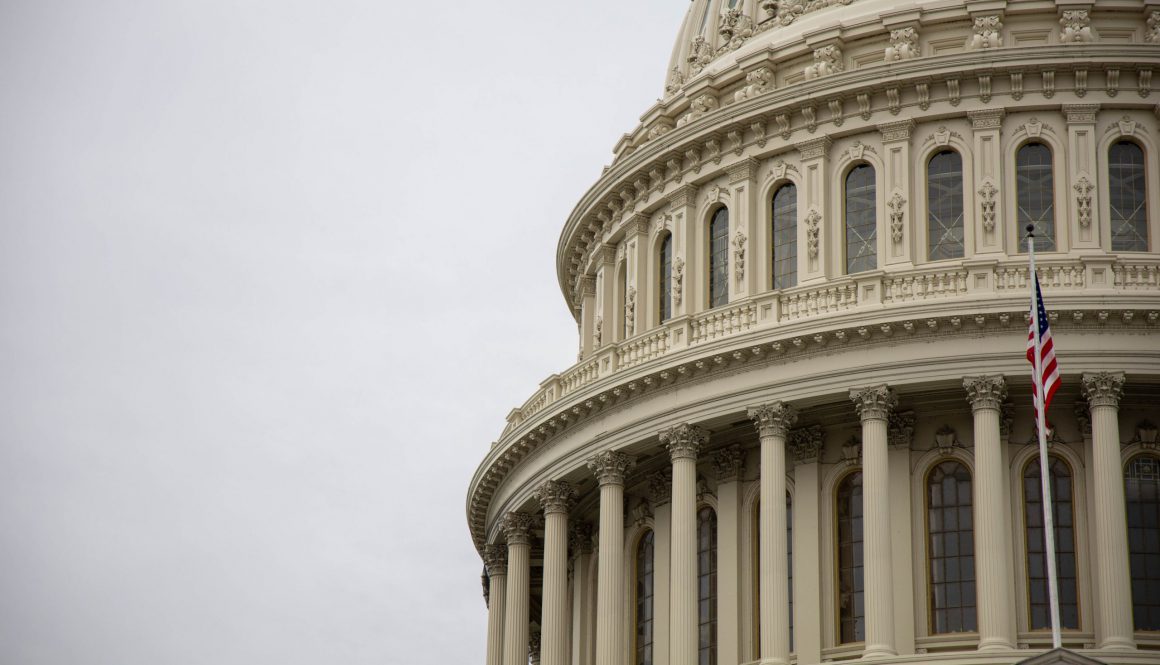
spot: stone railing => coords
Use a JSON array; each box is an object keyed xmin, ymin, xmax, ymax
[
  {"xmin": 691, "ymin": 302, "xmax": 758, "ymax": 344},
  {"xmin": 616, "ymin": 327, "xmax": 672, "ymax": 370},
  {"xmin": 1114, "ymin": 261, "xmax": 1160, "ymax": 289},
  {"xmin": 779, "ymin": 281, "xmax": 859, "ymax": 321},
  {"xmin": 884, "ymin": 269, "xmax": 969, "ymax": 303},
  {"xmin": 559, "ymin": 359, "xmax": 600, "ymax": 397}
]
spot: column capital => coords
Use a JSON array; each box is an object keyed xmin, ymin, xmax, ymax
[
  {"xmin": 1082, "ymin": 371, "xmax": 1125, "ymax": 408},
  {"xmin": 712, "ymin": 445, "xmax": 746, "ymax": 482},
  {"xmin": 789, "ymin": 424, "xmax": 825, "ymax": 464},
  {"xmin": 660, "ymin": 423, "xmax": 707, "ymax": 461},
  {"xmin": 501, "ymin": 512, "xmax": 536, "ymax": 546},
  {"xmin": 484, "ymin": 543, "xmax": 508, "ymax": 576},
  {"xmin": 569, "ymin": 521, "xmax": 594, "ymax": 555},
  {"xmin": 647, "ymin": 470, "xmax": 673, "ymax": 506},
  {"xmin": 749, "ymin": 401, "xmax": 798, "ymax": 438},
  {"xmin": 850, "ymin": 385, "xmax": 898, "ymax": 422},
  {"xmin": 964, "ymin": 375, "xmax": 1008, "ymax": 411},
  {"xmin": 534, "ymin": 479, "xmax": 577, "ymax": 515},
  {"xmin": 587, "ymin": 450, "xmax": 634, "ymax": 486}
]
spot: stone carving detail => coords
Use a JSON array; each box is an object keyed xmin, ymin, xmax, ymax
[
  {"xmin": 1029, "ymin": 420, "xmax": 1065, "ymax": 447},
  {"xmin": 587, "ymin": 450, "xmax": 633, "ymax": 486},
  {"xmin": 660, "ymin": 423, "xmax": 708, "ymax": 460},
  {"xmin": 1059, "ymin": 10, "xmax": 1094, "ymax": 43},
  {"xmin": 593, "ymin": 316, "xmax": 602, "ymax": 347},
  {"xmin": 1118, "ymin": 116, "xmax": 1137, "ymax": 136},
  {"xmin": 484, "ymin": 543, "xmax": 508, "ymax": 576},
  {"xmin": 1074, "ymin": 177, "xmax": 1094, "ymax": 228},
  {"xmin": 948, "ymin": 78, "xmax": 961, "ymax": 105},
  {"xmin": 1073, "ymin": 400, "xmax": 1092, "ymax": 440},
  {"xmin": 850, "ymin": 385, "xmax": 898, "ymax": 422},
  {"xmin": 1081, "ymin": 371, "xmax": 1125, "ymax": 408},
  {"xmin": 806, "ymin": 209, "xmax": 821, "ymax": 258},
  {"xmin": 1011, "ymin": 72, "xmax": 1024, "ymax": 100},
  {"xmin": 888, "ymin": 410, "xmax": 916, "ymax": 448},
  {"xmin": 688, "ymin": 37, "xmax": 715, "ymax": 75},
  {"xmin": 1108, "ymin": 69, "xmax": 1120, "ymax": 97},
  {"xmin": 705, "ymin": 184, "xmax": 725, "ymax": 203},
  {"xmin": 1148, "ymin": 11, "xmax": 1160, "ymax": 43},
  {"xmin": 967, "ymin": 15, "xmax": 1003, "ymax": 50},
  {"xmin": 632, "ymin": 500, "xmax": 653, "ymax": 527},
  {"xmin": 569, "ymin": 522, "xmax": 594, "ymax": 554},
  {"xmin": 535, "ymin": 479, "xmax": 576, "ymax": 515},
  {"xmin": 1000, "ymin": 402, "xmax": 1015, "ymax": 441},
  {"xmin": 672, "ymin": 256, "xmax": 685, "ymax": 306},
  {"xmin": 978, "ymin": 180, "xmax": 998, "ymax": 232},
  {"xmin": 733, "ymin": 229, "xmax": 747, "ymax": 282},
  {"xmin": 842, "ymin": 436, "xmax": 862, "ymax": 461},
  {"xmin": 752, "ymin": 120, "xmax": 768, "ymax": 147},
  {"xmin": 803, "ymin": 104, "xmax": 817, "ymax": 132},
  {"xmin": 734, "ymin": 67, "xmax": 774, "ymax": 102},
  {"xmin": 888, "ymin": 192, "xmax": 906, "ymax": 243},
  {"xmin": 665, "ymin": 67, "xmax": 686, "ymax": 96},
  {"xmin": 935, "ymin": 425, "xmax": 960, "ymax": 455},
  {"xmin": 501, "ymin": 512, "xmax": 536, "ymax": 545},
  {"xmin": 678, "ymin": 94, "xmax": 719, "ymax": 127},
  {"xmin": 1043, "ymin": 71, "xmax": 1056, "ymax": 98},
  {"xmin": 718, "ymin": 8, "xmax": 755, "ymax": 52},
  {"xmin": 964, "ymin": 375, "xmax": 1008, "ymax": 410},
  {"xmin": 917, "ymin": 82, "xmax": 931, "ymax": 110},
  {"xmin": 624, "ymin": 286, "xmax": 636, "ymax": 336},
  {"xmin": 713, "ymin": 445, "xmax": 746, "ymax": 482},
  {"xmin": 648, "ymin": 470, "xmax": 673, "ymax": 506},
  {"xmin": 789, "ymin": 424, "xmax": 825, "ymax": 463},
  {"xmin": 749, "ymin": 401, "xmax": 799, "ymax": 438},
  {"xmin": 647, "ymin": 118, "xmax": 674, "ymax": 141},
  {"xmin": 885, "ymin": 27, "xmax": 919, "ymax": 61},
  {"xmin": 1131, "ymin": 420, "xmax": 1159, "ymax": 448},
  {"xmin": 804, "ymin": 45, "xmax": 843, "ymax": 80},
  {"xmin": 1137, "ymin": 69, "xmax": 1151, "ymax": 97}
]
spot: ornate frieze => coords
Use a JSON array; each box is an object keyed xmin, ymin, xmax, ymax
[
  {"xmin": 967, "ymin": 109, "xmax": 1004, "ymax": 130},
  {"xmin": 1063, "ymin": 103, "xmax": 1099, "ymax": 124},
  {"xmin": 1081, "ymin": 371, "xmax": 1126, "ymax": 408},
  {"xmin": 587, "ymin": 450, "xmax": 633, "ymax": 486},
  {"xmin": 749, "ymin": 401, "xmax": 798, "ymax": 438},
  {"xmin": 804, "ymin": 45, "xmax": 843, "ymax": 79},
  {"xmin": 789, "ymin": 424, "xmax": 824, "ymax": 463},
  {"xmin": 660, "ymin": 423, "xmax": 707, "ymax": 461},
  {"xmin": 501, "ymin": 511, "xmax": 536, "ymax": 546},
  {"xmin": 712, "ymin": 445, "xmax": 746, "ymax": 482},
  {"xmin": 888, "ymin": 410, "xmax": 916, "ymax": 448},
  {"xmin": 886, "ymin": 27, "xmax": 918, "ymax": 61},
  {"xmin": 850, "ymin": 385, "xmax": 898, "ymax": 422},
  {"xmin": 879, "ymin": 119, "xmax": 915, "ymax": 143},
  {"xmin": 484, "ymin": 543, "xmax": 508, "ymax": 575},
  {"xmin": 967, "ymin": 15, "xmax": 1003, "ymax": 50},
  {"xmin": 534, "ymin": 479, "xmax": 576, "ymax": 515},
  {"xmin": 964, "ymin": 375, "xmax": 1008, "ymax": 411},
  {"xmin": 648, "ymin": 470, "xmax": 673, "ymax": 506}
]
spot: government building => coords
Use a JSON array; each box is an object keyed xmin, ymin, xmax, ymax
[{"xmin": 465, "ymin": 1, "xmax": 1160, "ymax": 664}]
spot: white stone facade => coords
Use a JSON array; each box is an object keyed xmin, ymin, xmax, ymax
[{"xmin": 468, "ymin": 1, "xmax": 1160, "ymax": 664}]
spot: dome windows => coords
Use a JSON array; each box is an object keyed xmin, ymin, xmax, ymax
[
  {"xmin": 1109, "ymin": 141, "xmax": 1149, "ymax": 252},
  {"xmin": 1016, "ymin": 143, "xmax": 1057, "ymax": 252},
  {"xmin": 844, "ymin": 165, "xmax": 877, "ymax": 275},
  {"xmin": 772, "ymin": 184, "xmax": 798, "ymax": 289},
  {"xmin": 926, "ymin": 151, "xmax": 965, "ymax": 261},
  {"xmin": 709, "ymin": 207, "xmax": 730, "ymax": 308}
]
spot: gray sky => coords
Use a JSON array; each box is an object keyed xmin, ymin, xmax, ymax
[{"xmin": 0, "ymin": 1, "xmax": 683, "ymax": 663}]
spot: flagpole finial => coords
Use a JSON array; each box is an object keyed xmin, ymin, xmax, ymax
[{"xmin": 1025, "ymin": 223, "xmax": 1036, "ymax": 237}]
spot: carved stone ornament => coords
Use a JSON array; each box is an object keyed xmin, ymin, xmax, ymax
[
  {"xmin": 888, "ymin": 410, "xmax": 916, "ymax": 448},
  {"xmin": 706, "ymin": 184, "xmax": 725, "ymax": 203},
  {"xmin": 850, "ymin": 385, "xmax": 898, "ymax": 422},
  {"xmin": 624, "ymin": 286, "xmax": 636, "ymax": 337},
  {"xmin": 964, "ymin": 375, "xmax": 1008, "ymax": 411},
  {"xmin": 806, "ymin": 209, "xmax": 822, "ymax": 258},
  {"xmin": 718, "ymin": 8, "xmax": 755, "ymax": 52},
  {"xmin": 569, "ymin": 522, "xmax": 594, "ymax": 554},
  {"xmin": 1000, "ymin": 402, "xmax": 1015, "ymax": 441},
  {"xmin": 789, "ymin": 424, "xmax": 824, "ymax": 463},
  {"xmin": 672, "ymin": 256, "xmax": 685, "ymax": 306},
  {"xmin": 632, "ymin": 500, "xmax": 653, "ymax": 527},
  {"xmin": 484, "ymin": 543, "xmax": 508, "ymax": 576},
  {"xmin": 660, "ymin": 423, "xmax": 708, "ymax": 461},
  {"xmin": 885, "ymin": 27, "xmax": 918, "ymax": 61},
  {"xmin": 1081, "ymin": 371, "xmax": 1125, "ymax": 408},
  {"xmin": 647, "ymin": 118, "xmax": 675, "ymax": 142},
  {"xmin": 712, "ymin": 445, "xmax": 746, "ymax": 482},
  {"xmin": 1132, "ymin": 420, "xmax": 1159, "ymax": 448},
  {"xmin": 733, "ymin": 229, "xmax": 747, "ymax": 282},
  {"xmin": 665, "ymin": 67, "xmax": 686, "ymax": 96},
  {"xmin": 1029, "ymin": 420, "xmax": 1065, "ymax": 448},
  {"xmin": 647, "ymin": 470, "xmax": 673, "ymax": 506},
  {"xmin": 687, "ymin": 36, "xmax": 714, "ymax": 75},
  {"xmin": 935, "ymin": 425, "xmax": 960, "ymax": 455},
  {"xmin": 888, "ymin": 192, "xmax": 906, "ymax": 243},
  {"xmin": 735, "ymin": 66, "xmax": 774, "ymax": 102},
  {"xmin": 593, "ymin": 316, "xmax": 603, "ymax": 347},
  {"xmin": 1059, "ymin": 10, "xmax": 1094, "ymax": 43},
  {"xmin": 534, "ymin": 479, "xmax": 576, "ymax": 515},
  {"xmin": 1074, "ymin": 177, "xmax": 1094, "ymax": 228},
  {"xmin": 978, "ymin": 180, "xmax": 998, "ymax": 232},
  {"xmin": 841, "ymin": 436, "xmax": 862, "ymax": 462},
  {"xmin": 749, "ymin": 401, "xmax": 798, "ymax": 438},
  {"xmin": 1074, "ymin": 400, "xmax": 1092, "ymax": 440},
  {"xmin": 967, "ymin": 15, "xmax": 1003, "ymax": 50},
  {"xmin": 1149, "ymin": 11, "xmax": 1160, "ymax": 44},
  {"xmin": 1118, "ymin": 115, "xmax": 1137, "ymax": 136},
  {"xmin": 500, "ymin": 511, "xmax": 536, "ymax": 546},
  {"xmin": 587, "ymin": 450, "xmax": 633, "ymax": 486},
  {"xmin": 804, "ymin": 45, "xmax": 843, "ymax": 80},
  {"xmin": 696, "ymin": 476, "xmax": 712, "ymax": 503}
]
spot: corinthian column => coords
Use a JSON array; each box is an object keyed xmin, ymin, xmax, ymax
[
  {"xmin": 587, "ymin": 451, "xmax": 633, "ymax": 665},
  {"xmin": 749, "ymin": 402, "xmax": 797, "ymax": 665},
  {"xmin": 1083, "ymin": 372, "xmax": 1135, "ymax": 650},
  {"xmin": 536, "ymin": 480, "xmax": 576, "ymax": 665},
  {"xmin": 660, "ymin": 423, "xmax": 707, "ymax": 665},
  {"xmin": 964, "ymin": 375, "xmax": 1016, "ymax": 650},
  {"xmin": 502, "ymin": 512, "xmax": 536, "ymax": 665},
  {"xmin": 850, "ymin": 385, "xmax": 898, "ymax": 658},
  {"xmin": 485, "ymin": 544, "xmax": 508, "ymax": 665}
]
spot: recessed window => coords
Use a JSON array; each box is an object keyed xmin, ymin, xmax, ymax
[
  {"xmin": 772, "ymin": 184, "xmax": 798, "ymax": 288},
  {"xmin": 659, "ymin": 233, "xmax": 673, "ymax": 322},
  {"xmin": 1023, "ymin": 457, "xmax": 1079, "ymax": 629},
  {"xmin": 698, "ymin": 506, "xmax": 718, "ymax": 665},
  {"xmin": 636, "ymin": 529, "xmax": 655, "ymax": 665},
  {"xmin": 927, "ymin": 461, "xmax": 977, "ymax": 634},
  {"xmin": 1125, "ymin": 454, "xmax": 1160, "ymax": 631},
  {"xmin": 927, "ymin": 151, "xmax": 965, "ymax": 260},
  {"xmin": 837, "ymin": 471, "xmax": 865, "ymax": 643},
  {"xmin": 1109, "ymin": 141, "xmax": 1149, "ymax": 252},
  {"xmin": 709, "ymin": 208, "xmax": 730, "ymax": 308},
  {"xmin": 845, "ymin": 165, "xmax": 877, "ymax": 274},
  {"xmin": 1017, "ymin": 143, "xmax": 1056, "ymax": 252}
]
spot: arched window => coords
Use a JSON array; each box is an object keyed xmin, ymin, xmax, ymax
[
  {"xmin": 927, "ymin": 461, "xmax": 976, "ymax": 634},
  {"xmin": 752, "ymin": 493, "xmax": 794, "ymax": 654},
  {"xmin": 772, "ymin": 184, "xmax": 798, "ymax": 288},
  {"xmin": 927, "ymin": 150, "xmax": 965, "ymax": 260},
  {"xmin": 1023, "ymin": 457, "xmax": 1079, "ymax": 629},
  {"xmin": 709, "ymin": 208, "xmax": 730, "ymax": 308},
  {"xmin": 636, "ymin": 529, "xmax": 655, "ymax": 665},
  {"xmin": 1017, "ymin": 143, "xmax": 1056, "ymax": 252},
  {"xmin": 836, "ymin": 471, "xmax": 865, "ymax": 643},
  {"xmin": 1125, "ymin": 454, "xmax": 1160, "ymax": 631},
  {"xmin": 1109, "ymin": 141, "xmax": 1149, "ymax": 252},
  {"xmin": 698, "ymin": 506, "xmax": 718, "ymax": 665},
  {"xmin": 845, "ymin": 165, "xmax": 877, "ymax": 274},
  {"xmin": 659, "ymin": 233, "xmax": 673, "ymax": 322}
]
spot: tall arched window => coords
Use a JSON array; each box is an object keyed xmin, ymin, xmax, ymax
[
  {"xmin": 619, "ymin": 262, "xmax": 630, "ymax": 340},
  {"xmin": 1109, "ymin": 141, "xmax": 1149, "ymax": 252},
  {"xmin": 636, "ymin": 529, "xmax": 655, "ymax": 665},
  {"xmin": 927, "ymin": 150, "xmax": 965, "ymax": 260},
  {"xmin": 845, "ymin": 165, "xmax": 877, "ymax": 274},
  {"xmin": 1125, "ymin": 453, "xmax": 1160, "ymax": 631},
  {"xmin": 1017, "ymin": 143, "xmax": 1056, "ymax": 252},
  {"xmin": 709, "ymin": 208, "xmax": 730, "ymax": 308},
  {"xmin": 927, "ymin": 461, "xmax": 976, "ymax": 634},
  {"xmin": 1024, "ymin": 457, "xmax": 1079, "ymax": 629},
  {"xmin": 698, "ymin": 506, "xmax": 718, "ymax": 665},
  {"xmin": 836, "ymin": 471, "xmax": 865, "ymax": 643},
  {"xmin": 752, "ymin": 493, "xmax": 794, "ymax": 654},
  {"xmin": 659, "ymin": 233, "xmax": 673, "ymax": 322},
  {"xmin": 772, "ymin": 184, "xmax": 798, "ymax": 288}
]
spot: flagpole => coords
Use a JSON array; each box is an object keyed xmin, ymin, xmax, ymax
[{"xmin": 1027, "ymin": 223, "xmax": 1063, "ymax": 649}]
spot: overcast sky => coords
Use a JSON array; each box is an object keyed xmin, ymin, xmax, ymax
[{"xmin": 0, "ymin": 2, "xmax": 684, "ymax": 663}]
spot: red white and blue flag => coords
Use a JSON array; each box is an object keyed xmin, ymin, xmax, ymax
[{"xmin": 1026, "ymin": 274, "xmax": 1061, "ymax": 415}]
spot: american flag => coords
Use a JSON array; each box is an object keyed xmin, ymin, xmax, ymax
[{"xmin": 1026, "ymin": 273, "xmax": 1061, "ymax": 415}]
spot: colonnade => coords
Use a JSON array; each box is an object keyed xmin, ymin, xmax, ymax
[{"xmin": 482, "ymin": 372, "xmax": 1137, "ymax": 665}]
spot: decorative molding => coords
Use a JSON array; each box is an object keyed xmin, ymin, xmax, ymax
[
  {"xmin": 1130, "ymin": 420, "xmax": 1159, "ymax": 448},
  {"xmin": 587, "ymin": 450, "xmax": 633, "ymax": 486},
  {"xmin": 678, "ymin": 94, "xmax": 719, "ymax": 128},
  {"xmin": 500, "ymin": 512, "xmax": 536, "ymax": 546},
  {"xmin": 733, "ymin": 229, "xmax": 747, "ymax": 282},
  {"xmin": 712, "ymin": 445, "xmax": 746, "ymax": 482},
  {"xmin": 1074, "ymin": 177, "xmax": 1094, "ymax": 228},
  {"xmin": 850, "ymin": 384, "xmax": 898, "ymax": 422},
  {"xmin": 806, "ymin": 209, "xmax": 822, "ymax": 258},
  {"xmin": 648, "ymin": 470, "xmax": 673, "ymax": 506},
  {"xmin": 631, "ymin": 499, "xmax": 653, "ymax": 527},
  {"xmin": 569, "ymin": 521, "xmax": 594, "ymax": 554},
  {"xmin": 967, "ymin": 14, "xmax": 1003, "ymax": 50},
  {"xmin": 979, "ymin": 180, "xmax": 998, "ymax": 232},
  {"xmin": 841, "ymin": 435, "xmax": 862, "ymax": 462},
  {"xmin": 796, "ymin": 136, "xmax": 831, "ymax": 161},
  {"xmin": 717, "ymin": 8, "xmax": 756, "ymax": 53},
  {"xmin": 804, "ymin": 44, "xmax": 843, "ymax": 80},
  {"xmin": 749, "ymin": 401, "xmax": 799, "ymax": 438},
  {"xmin": 660, "ymin": 423, "xmax": 707, "ymax": 461},
  {"xmin": 935, "ymin": 425, "xmax": 960, "ymax": 455},
  {"xmin": 888, "ymin": 192, "xmax": 907, "ymax": 244},
  {"xmin": 1081, "ymin": 371, "xmax": 1125, "ymax": 408},
  {"xmin": 534, "ymin": 479, "xmax": 576, "ymax": 515},
  {"xmin": 1059, "ymin": 10, "xmax": 1094, "ymax": 44},
  {"xmin": 734, "ymin": 66, "xmax": 774, "ymax": 102},
  {"xmin": 1063, "ymin": 103, "xmax": 1099, "ymax": 125},
  {"xmin": 789, "ymin": 424, "xmax": 825, "ymax": 463},
  {"xmin": 879, "ymin": 119, "xmax": 915, "ymax": 143},
  {"xmin": 1074, "ymin": 400, "xmax": 1092, "ymax": 440},
  {"xmin": 1148, "ymin": 11, "xmax": 1160, "ymax": 44},
  {"xmin": 886, "ymin": 27, "xmax": 918, "ymax": 61},
  {"xmin": 964, "ymin": 375, "xmax": 1008, "ymax": 411},
  {"xmin": 1117, "ymin": 115, "xmax": 1137, "ymax": 137},
  {"xmin": 888, "ymin": 410, "xmax": 916, "ymax": 448},
  {"xmin": 967, "ymin": 109, "xmax": 1004, "ymax": 130},
  {"xmin": 687, "ymin": 36, "xmax": 714, "ymax": 76},
  {"xmin": 484, "ymin": 543, "xmax": 508, "ymax": 576},
  {"xmin": 672, "ymin": 256, "xmax": 685, "ymax": 306}
]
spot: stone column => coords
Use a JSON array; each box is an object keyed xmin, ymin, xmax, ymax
[
  {"xmin": 964, "ymin": 376, "xmax": 1016, "ymax": 650},
  {"xmin": 502, "ymin": 512, "xmax": 536, "ymax": 665},
  {"xmin": 485, "ymin": 544, "xmax": 509, "ymax": 665},
  {"xmin": 570, "ymin": 523, "xmax": 595, "ymax": 665},
  {"xmin": 1082, "ymin": 372, "xmax": 1135, "ymax": 650},
  {"xmin": 660, "ymin": 423, "xmax": 707, "ymax": 665},
  {"xmin": 588, "ymin": 451, "xmax": 633, "ymax": 665},
  {"xmin": 714, "ymin": 445, "xmax": 747, "ymax": 665},
  {"xmin": 536, "ymin": 480, "xmax": 577, "ymax": 665},
  {"xmin": 850, "ymin": 385, "xmax": 898, "ymax": 658},
  {"xmin": 749, "ymin": 402, "xmax": 798, "ymax": 665}
]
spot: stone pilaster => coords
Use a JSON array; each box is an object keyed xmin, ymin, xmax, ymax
[
  {"xmin": 502, "ymin": 512, "xmax": 536, "ymax": 665},
  {"xmin": 660, "ymin": 424, "xmax": 707, "ymax": 665},
  {"xmin": 964, "ymin": 375, "xmax": 1016, "ymax": 650},
  {"xmin": 1082, "ymin": 372, "xmax": 1135, "ymax": 650},
  {"xmin": 750, "ymin": 403, "xmax": 797, "ymax": 665},
  {"xmin": 587, "ymin": 451, "xmax": 633, "ymax": 665},
  {"xmin": 714, "ymin": 445, "xmax": 746, "ymax": 664},
  {"xmin": 536, "ymin": 480, "xmax": 576, "ymax": 665},
  {"xmin": 485, "ymin": 544, "xmax": 509, "ymax": 665},
  {"xmin": 850, "ymin": 385, "xmax": 898, "ymax": 658},
  {"xmin": 569, "ymin": 523, "xmax": 595, "ymax": 665}
]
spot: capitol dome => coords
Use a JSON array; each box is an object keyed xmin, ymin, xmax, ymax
[{"xmin": 469, "ymin": 2, "xmax": 1160, "ymax": 665}]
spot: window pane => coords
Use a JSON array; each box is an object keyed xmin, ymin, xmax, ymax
[
  {"xmin": 709, "ymin": 208, "xmax": 729, "ymax": 308},
  {"xmin": 837, "ymin": 471, "xmax": 865, "ymax": 642},
  {"xmin": 637, "ymin": 530, "xmax": 654, "ymax": 665},
  {"xmin": 1109, "ymin": 141, "xmax": 1149, "ymax": 251},
  {"xmin": 1024, "ymin": 457, "xmax": 1079, "ymax": 629},
  {"xmin": 845, "ymin": 165, "xmax": 877, "ymax": 274},
  {"xmin": 772, "ymin": 184, "xmax": 798, "ymax": 288},
  {"xmin": 927, "ymin": 151, "xmax": 965, "ymax": 260},
  {"xmin": 927, "ymin": 462, "xmax": 976, "ymax": 634},
  {"xmin": 659, "ymin": 234, "xmax": 673, "ymax": 322},
  {"xmin": 1126, "ymin": 454, "xmax": 1160, "ymax": 630},
  {"xmin": 1017, "ymin": 143, "xmax": 1056, "ymax": 251},
  {"xmin": 698, "ymin": 507, "xmax": 718, "ymax": 664}
]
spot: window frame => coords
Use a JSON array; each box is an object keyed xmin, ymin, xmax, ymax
[
  {"xmin": 925, "ymin": 149, "xmax": 966, "ymax": 262},
  {"xmin": 707, "ymin": 206, "xmax": 730, "ymax": 309},
  {"xmin": 924, "ymin": 459, "xmax": 978, "ymax": 635},
  {"xmin": 834, "ymin": 468, "xmax": 866, "ymax": 645},
  {"xmin": 1106, "ymin": 139, "xmax": 1150, "ymax": 253},
  {"xmin": 843, "ymin": 163, "xmax": 878, "ymax": 275}
]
